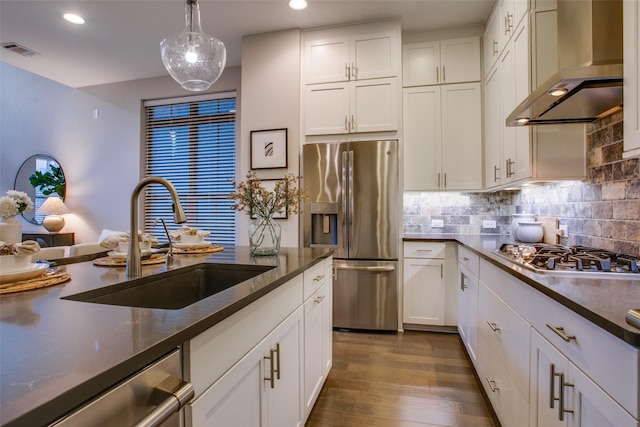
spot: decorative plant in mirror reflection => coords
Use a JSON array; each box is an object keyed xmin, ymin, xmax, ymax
[{"xmin": 29, "ymin": 165, "xmax": 66, "ymax": 198}]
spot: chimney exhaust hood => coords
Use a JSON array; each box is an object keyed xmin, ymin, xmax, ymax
[{"xmin": 506, "ymin": 0, "xmax": 623, "ymax": 126}]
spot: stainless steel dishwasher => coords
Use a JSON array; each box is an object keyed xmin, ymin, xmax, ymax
[{"xmin": 51, "ymin": 348, "xmax": 194, "ymax": 427}]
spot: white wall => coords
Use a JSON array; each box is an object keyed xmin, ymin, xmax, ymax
[
  {"xmin": 1, "ymin": 62, "xmax": 241, "ymax": 243},
  {"xmin": 239, "ymin": 29, "xmax": 302, "ymax": 247}
]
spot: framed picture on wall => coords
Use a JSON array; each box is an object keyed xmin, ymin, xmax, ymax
[
  {"xmin": 249, "ymin": 179, "xmax": 288, "ymax": 219},
  {"xmin": 250, "ymin": 128, "xmax": 288, "ymax": 170}
]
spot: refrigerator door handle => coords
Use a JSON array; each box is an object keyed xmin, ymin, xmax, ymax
[
  {"xmin": 341, "ymin": 151, "xmax": 349, "ymax": 253},
  {"xmin": 348, "ymin": 150, "xmax": 354, "ymax": 251},
  {"xmin": 334, "ymin": 265, "xmax": 396, "ymax": 272}
]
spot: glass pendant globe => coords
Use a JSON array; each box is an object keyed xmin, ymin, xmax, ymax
[{"xmin": 160, "ymin": 0, "xmax": 226, "ymax": 92}]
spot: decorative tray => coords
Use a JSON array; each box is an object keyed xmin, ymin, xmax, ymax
[
  {"xmin": 93, "ymin": 253, "xmax": 166, "ymax": 267},
  {"xmin": 0, "ymin": 270, "xmax": 71, "ymax": 294}
]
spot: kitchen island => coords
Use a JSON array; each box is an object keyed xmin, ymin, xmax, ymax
[{"xmin": 0, "ymin": 246, "xmax": 332, "ymax": 427}]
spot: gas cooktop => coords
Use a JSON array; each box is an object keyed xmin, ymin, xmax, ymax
[{"xmin": 494, "ymin": 243, "xmax": 640, "ymax": 278}]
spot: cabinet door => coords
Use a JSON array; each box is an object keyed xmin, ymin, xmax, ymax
[
  {"xmin": 483, "ymin": 7, "xmax": 500, "ymax": 78},
  {"xmin": 511, "ymin": 18, "xmax": 532, "ymax": 182},
  {"xmin": 305, "ymin": 82, "xmax": 350, "ymax": 135},
  {"xmin": 188, "ymin": 341, "xmax": 263, "ymax": 427},
  {"xmin": 351, "ymin": 31, "xmax": 398, "ymax": 81},
  {"xmin": 264, "ymin": 307, "xmax": 304, "ymax": 427},
  {"xmin": 530, "ymin": 330, "xmax": 570, "ymax": 427},
  {"xmin": 304, "ymin": 285, "xmax": 325, "ymax": 417},
  {"xmin": 403, "ymin": 86, "xmax": 441, "ymax": 191},
  {"xmin": 351, "ymin": 78, "xmax": 398, "ymax": 133},
  {"xmin": 458, "ymin": 264, "xmax": 479, "ymax": 365},
  {"xmin": 403, "ymin": 257, "xmax": 445, "ymax": 325},
  {"xmin": 322, "ymin": 259, "xmax": 333, "ymax": 377},
  {"xmin": 402, "ymin": 41, "xmax": 440, "ymax": 87},
  {"xmin": 623, "ymin": 0, "xmax": 640, "ymax": 157},
  {"xmin": 305, "ymin": 37, "xmax": 350, "ymax": 84},
  {"xmin": 440, "ymin": 82, "xmax": 483, "ymax": 190},
  {"xmin": 500, "ymin": 41, "xmax": 517, "ymax": 183},
  {"xmin": 440, "ymin": 37, "xmax": 481, "ymax": 84},
  {"xmin": 484, "ymin": 62, "xmax": 503, "ymax": 189},
  {"xmin": 569, "ymin": 364, "xmax": 639, "ymax": 427}
]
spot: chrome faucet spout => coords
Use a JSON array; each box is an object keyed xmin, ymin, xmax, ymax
[{"xmin": 127, "ymin": 177, "xmax": 187, "ymax": 277}]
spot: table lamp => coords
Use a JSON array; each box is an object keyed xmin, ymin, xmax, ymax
[{"xmin": 37, "ymin": 196, "xmax": 70, "ymax": 233}]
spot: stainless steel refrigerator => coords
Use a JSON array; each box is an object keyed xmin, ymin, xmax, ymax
[{"xmin": 302, "ymin": 140, "xmax": 399, "ymax": 331}]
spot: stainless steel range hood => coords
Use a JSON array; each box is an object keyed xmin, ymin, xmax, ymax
[{"xmin": 506, "ymin": 0, "xmax": 623, "ymax": 126}]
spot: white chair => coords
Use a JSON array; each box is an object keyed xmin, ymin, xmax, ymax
[
  {"xmin": 31, "ymin": 246, "xmax": 67, "ymax": 262},
  {"xmin": 68, "ymin": 242, "xmax": 107, "ymax": 257}
]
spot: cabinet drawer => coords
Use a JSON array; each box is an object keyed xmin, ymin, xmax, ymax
[
  {"xmin": 458, "ymin": 245, "xmax": 479, "ymax": 276},
  {"xmin": 304, "ymin": 260, "xmax": 327, "ymax": 301},
  {"xmin": 404, "ymin": 241, "xmax": 446, "ymax": 258}
]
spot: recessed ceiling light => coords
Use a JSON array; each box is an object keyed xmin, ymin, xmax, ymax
[
  {"xmin": 63, "ymin": 13, "xmax": 85, "ymax": 25},
  {"xmin": 288, "ymin": 0, "xmax": 308, "ymax": 11}
]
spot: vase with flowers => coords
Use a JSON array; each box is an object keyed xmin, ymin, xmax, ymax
[
  {"xmin": 0, "ymin": 190, "xmax": 34, "ymax": 244},
  {"xmin": 230, "ymin": 171, "xmax": 307, "ymax": 256}
]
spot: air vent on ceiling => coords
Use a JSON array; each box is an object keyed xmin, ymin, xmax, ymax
[{"xmin": 1, "ymin": 42, "xmax": 40, "ymax": 57}]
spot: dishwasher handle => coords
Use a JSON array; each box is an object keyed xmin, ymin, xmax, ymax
[
  {"xmin": 134, "ymin": 377, "xmax": 194, "ymax": 427},
  {"xmin": 334, "ymin": 264, "xmax": 395, "ymax": 272}
]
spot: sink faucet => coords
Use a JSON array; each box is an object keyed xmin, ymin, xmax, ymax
[
  {"xmin": 154, "ymin": 217, "xmax": 174, "ymax": 269},
  {"xmin": 127, "ymin": 177, "xmax": 187, "ymax": 277}
]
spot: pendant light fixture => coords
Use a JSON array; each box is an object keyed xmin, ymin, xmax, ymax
[{"xmin": 161, "ymin": 0, "xmax": 226, "ymax": 91}]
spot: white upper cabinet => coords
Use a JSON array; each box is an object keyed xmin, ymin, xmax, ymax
[
  {"xmin": 483, "ymin": 7, "xmax": 501, "ymax": 78},
  {"xmin": 304, "ymin": 27, "xmax": 399, "ymax": 85},
  {"xmin": 402, "ymin": 37, "xmax": 480, "ymax": 87},
  {"xmin": 302, "ymin": 21, "xmax": 401, "ymax": 135},
  {"xmin": 624, "ymin": 0, "xmax": 640, "ymax": 158}
]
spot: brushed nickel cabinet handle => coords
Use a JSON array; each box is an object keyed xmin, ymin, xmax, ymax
[
  {"xmin": 436, "ymin": 66, "xmax": 439, "ymax": 83},
  {"xmin": 264, "ymin": 348, "xmax": 276, "ymax": 389},
  {"xmin": 314, "ymin": 295, "xmax": 326, "ymax": 304},
  {"xmin": 442, "ymin": 65, "xmax": 446, "ymax": 83},
  {"xmin": 351, "ymin": 62, "xmax": 357, "ymax": 79},
  {"xmin": 486, "ymin": 321, "xmax": 500, "ymax": 332},
  {"xmin": 416, "ymin": 249, "xmax": 433, "ymax": 252},
  {"xmin": 460, "ymin": 256, "xmax": 469, "ymax": 262},
  {"xmin": 546, "ymin": 324, "xmax": 577, "ymax": 342},
  {"xmin": 274, "ymin": 342, "xmax": 281, "ymax": 380},
  {"xmin": 493, "ymin": 40, "xmax": 498, "ymax": 55},
  {"xmin": 550, "ymin": 363, "xmax": 557, "ymax": 409},
  {"xmin": 461, "ymin": 274, "xmax": 468, "ymax": 290},
  {"xmin": 485, "ymin": 377, "xmax": 499, "ymax": 392},
  {"xmin": 444, "ymin": 173, "xmax": 447, "ymax": 188},
  {"xmin": 437, "ymin": 173, "xmax": 441, "ymax": 188},
  {"xmin": 559, "ymin": 373, "xmax": 574, "ymax": 421},
  {"xmin": 494, "ymin": 165, "xmax": 500, "ymax": 182},
  {"xmin": 345, "ymin": 63, "xmax": 350, "ymax": 79},
  {"xmin": 313, "ymin": 274, "xmax": 325, "ymax": 282}
]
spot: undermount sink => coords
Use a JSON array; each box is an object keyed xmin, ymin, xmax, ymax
[{"xmin": 62, "ymin": 263, "xmax": 275, "ymax": 310}]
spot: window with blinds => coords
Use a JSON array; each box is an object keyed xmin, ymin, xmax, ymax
[{"xmin": 143, "ymin": 93, "xmax": 236, "ymax": 245}]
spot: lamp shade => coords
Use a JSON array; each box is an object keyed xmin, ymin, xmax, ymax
[
  {"xmin": 161, "ymin": 0, "xmax": 226, "ymax": 91},
  {"xmin": 37, "ymin": 196, "xmax": 70, "ymax": 233}
]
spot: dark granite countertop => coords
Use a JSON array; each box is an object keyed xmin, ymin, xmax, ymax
[
  {"xmin": 0, "ymin": 246, "xmax": 332, "ymax": 427},
  {"xmin": 404, "ymin": 233, "xmax": 640, "ymax": 348}
]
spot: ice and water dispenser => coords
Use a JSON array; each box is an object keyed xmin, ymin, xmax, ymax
[{"xmin": 309, "ymin": 202, "xmax": 338, "ymax": 246}]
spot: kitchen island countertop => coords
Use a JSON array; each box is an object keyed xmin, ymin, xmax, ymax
[
  {"xmin": 404, "ymin": 233, "xmax": 640, "ymax": 348},
  {"xmin": 0, "ymin": 246, "xmax": 332, "ymax": 427}
]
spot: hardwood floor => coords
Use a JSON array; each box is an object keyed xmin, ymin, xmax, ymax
[{"xmin": 306, "ymin": 330, "xmax": 497, "ymax": 427}]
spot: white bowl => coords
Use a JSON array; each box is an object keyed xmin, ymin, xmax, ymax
[
  {"xmin": 0, "ymin": 254, "xmax": 32, "ymax": 273},
  {"xmin": 517, "ymin": 222, "xmax": 544, "ymax": 243},
  {"xmin": 180, "ymin": 234, "xmax": 204, "ymax": 244}
]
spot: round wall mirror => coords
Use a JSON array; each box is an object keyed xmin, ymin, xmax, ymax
[{"xmin": 13, "ymin": 154, "xmax": 66, "ymax": 225}]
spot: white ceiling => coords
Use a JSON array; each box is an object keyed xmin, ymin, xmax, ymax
[{"xmin": 0, "ymin": 0, "xmax": 493, "ymax": 88}]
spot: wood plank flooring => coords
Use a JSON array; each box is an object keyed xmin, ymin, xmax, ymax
[{"xmin": 305, "ymin": 330, "xmax": 497, "ymax": 427}]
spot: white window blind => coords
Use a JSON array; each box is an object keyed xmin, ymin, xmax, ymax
[{"xmin": 143, "ymin": 93, "xmax": 236, "ymax": 245}]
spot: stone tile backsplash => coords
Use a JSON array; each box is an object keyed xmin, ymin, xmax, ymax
[{"xmin": 403, "ymin": 110, "xmax": 640, "ymax": 255}]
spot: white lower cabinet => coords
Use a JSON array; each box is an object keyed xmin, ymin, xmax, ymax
[
  {"xmin": 478, "ymin": 282, "xmax": 530, "ymax": 427},
  {"xmin": 530, "ymin": 330, "xmax": 638, "ymax": 427},
  {"xmin": 471, "ymin": 257, "xmax": 640, "ymax": 427},
  {"xmin": 184, "ymin": 257, "xmax": 333, "ymax": 427},
  {"xmin": 457, "ymin": 246, "xmax": 479, "ymax": 364},
  {"xmin": 189, "ymin": 306, "xmax": 304, "ymax": 427},
  {"xmin": 403, "ymin": 242, "xmax": 457, "ymax": 327}
]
